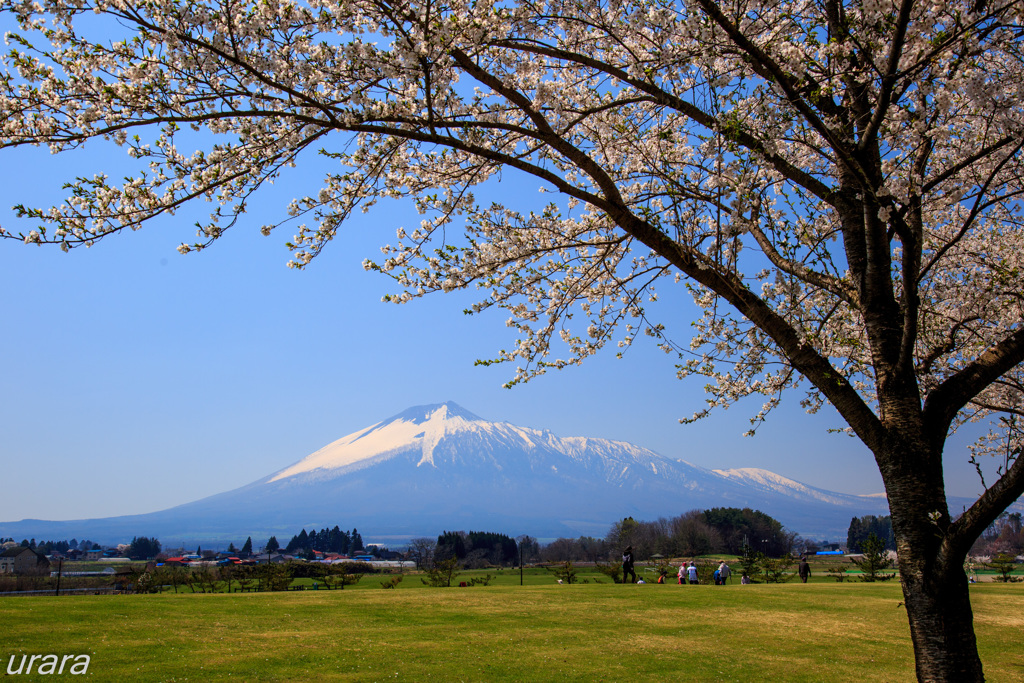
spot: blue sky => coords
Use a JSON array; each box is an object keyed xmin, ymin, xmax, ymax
[{"xmin": 0, "ymin": 131, "xmax": 993, "ymax": 529}]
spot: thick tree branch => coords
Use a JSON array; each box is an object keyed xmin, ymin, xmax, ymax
[
  {"xmin": 919, "ymin": 139, "xmax": 1024, "ymax": 283},
  {"xmin": 858, "ymin": 0, "xmax": 915, "ymax": 149},
  {"xmin": 488, "ymin": 38, "xmax": 838, "ymax": 205},
  {"xmin": 693, "ymin": 0, "xmax": 865, "ymax": 185},
  {"xmin": 612, "ymin": 210, "xmax": 885, "ymax": 453},
  {"xmin": 924, "ymin": 327, "xmax": 1024, "ymax": 434},
  {"xmin": 946, "ymin": 451, "xmax": 1024, "ymax": 561}
]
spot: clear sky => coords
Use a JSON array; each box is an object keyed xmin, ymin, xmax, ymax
[{"xmin": 0, "ymin": 127, "xmax": 994, "ymax": 527}]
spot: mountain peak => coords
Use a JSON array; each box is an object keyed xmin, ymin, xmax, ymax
[
  {"xmin": 0, "ymin": 402, "xmax": 914, "ymax": 544},
  {"xmin": 383, "ymin": 401, "xmax": 484, "ymax": 426},
  {"xmin": 268, "ymin": 401, "xmax": 488, "ymax": 481}
]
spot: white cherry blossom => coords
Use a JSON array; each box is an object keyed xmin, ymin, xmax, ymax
[{"xmin": 2, "ymin": 1, "xmax": 1023, "ymax": 679}]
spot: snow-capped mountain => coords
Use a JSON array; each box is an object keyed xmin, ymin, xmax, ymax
[
  {"xmin": 267, "ymin": 402, "xmax": 722, "ymax": 493},
  {"xmin": 712, "ymin": 468, "xmax": 886, "ymax": 507},
  {"xmin": 0, "ymin": 401, "xmax": 900, "ymax": 545}
]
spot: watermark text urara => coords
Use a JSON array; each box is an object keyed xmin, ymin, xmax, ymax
[{"xmin": 6, "ymin": 654, "xmax": 90, "ymax": 675}]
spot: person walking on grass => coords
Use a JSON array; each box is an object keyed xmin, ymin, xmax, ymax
[
  {"xmin": 798, "ymin": 556, "xmax": 811, "ymax": 583},
  {"xmin": 687, "ymin": 562, "xmax": 699, "ymax": 585},
  {"xmin": 622, "ymin": 546, "xmax": 636, "ymax": 584},
  {"xmin": 677, "ymin": 562, "xmax": 687, "ymax": 585},
  {"xmin": 718, "ymin": 561, "xmax": 731, "ymax": 585}
]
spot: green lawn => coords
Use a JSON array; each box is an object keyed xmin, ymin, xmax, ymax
[{"xmin": 2, "ymin": 578, "xmax": 1023, "ymax": 681}]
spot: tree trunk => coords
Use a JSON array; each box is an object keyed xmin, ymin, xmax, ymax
[
  {"xmin": 900, "ymin": 561, "xmax": 983, "ymax": 682},
  {"xmin": 883, "ymin": 439, "xmax": 985, "ymax": 682}
]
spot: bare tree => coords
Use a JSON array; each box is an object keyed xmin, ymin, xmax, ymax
[{"xmin": 406, "ymin": 537, "xmax": 436, "ymax": 570}]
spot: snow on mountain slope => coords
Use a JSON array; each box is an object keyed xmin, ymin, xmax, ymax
[
  {"xmin": 270, "ymin": 401, "xmax": 687, "ymax": 484},
  {"xmin": 257, "ymin": 402, "xmax": 892, "ymax": 531},
  {"xmin": 269, "ymin": 403, "xmax": 484, "ymax": 480},
  {"xmin": 712, "ymin": 467, "xmax": 865, "ymax": 506},
  {"xmin": 0, "ymin": 401, "xmax": 912, "ymax": 544}
]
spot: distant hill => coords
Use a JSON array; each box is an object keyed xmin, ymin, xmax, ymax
[{"xmin": 0, "ymin": 401, "xmax": 912, "ymax": 546}]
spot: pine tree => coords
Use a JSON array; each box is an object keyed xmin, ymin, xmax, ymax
[
  {"xmin": 350, "ymin": 529, "xmax": 363, "ymax": 553},
  {"xmin": 286, "ymin": 529, "xmax": 308, "ymax": 553},
  {"xmin": 737, "ymin": 541, "xmax": 760, "ymax": 582},
  {"xmin": 846, "ymin": 517, "xmax": 866, "ymax": 553},
  {"xmin": 985, "ymin": 553, "xmax": 1022, "ymax": 582},
  {"xmin": 851, "ymin": 533, "xmax": 895, "ymax": 582},
  {"xmin": 328, "ymin": 526, "xmax": 346, "ymax": 554}
]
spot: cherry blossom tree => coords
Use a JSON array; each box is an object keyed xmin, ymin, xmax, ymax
[{"xmin": 2, "ymin": 0, "xmax": 1023, "ymax": 679}]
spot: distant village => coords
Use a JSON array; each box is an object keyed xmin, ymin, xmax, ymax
[
  {"xmin": 2, "ymin": 510, "xmax": 1019, "ymax": 592},
  {"xmin": 0, "ymin": 533, "xmax": 413, "ymax": 582}
]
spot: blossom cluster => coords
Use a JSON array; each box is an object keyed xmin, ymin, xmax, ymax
[{"xmin": 1, "ymin": 0, "xmax": 1022, "ymax": 468}]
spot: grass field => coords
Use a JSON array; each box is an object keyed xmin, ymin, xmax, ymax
[{"xmin": 2, "ymin": 570, "xmax": 1023, "ymax": 682}]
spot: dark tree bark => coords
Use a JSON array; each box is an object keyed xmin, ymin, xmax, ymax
[{"xmin": 882, "ymin": 435, "xmax": 985, "ymax": 680}]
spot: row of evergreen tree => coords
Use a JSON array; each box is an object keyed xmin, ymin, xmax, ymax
[
  {"xmin": 846, "ymin": 515, "xmax": 895, "ymax": 553},
  {"xmin": 227, "ymin": 537, "xmax": 254, "ymax": 556},
  {"xmin": 3, "ymin": 538, "xmax": 100, "ymax": 553},
  {"xmin": 126, "ymin": 536, "xmax": 162, "ymax": 561},
  {"xmin": 283, "ymin": 526, "xmax": 364, "ymax": 555},
  {"xmin": 701, "ymin": 507, "xmax": 795, "ymax": 556},
  {"xmin": 436, "ymin": 530, "xmax": 519, "ymax": 565}
]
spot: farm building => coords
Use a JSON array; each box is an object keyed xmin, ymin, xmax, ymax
[{"xmin": 0, "ymin": 547, "xmax": 50, "ymax": 574}]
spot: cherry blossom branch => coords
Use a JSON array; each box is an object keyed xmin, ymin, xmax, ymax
[
  {"xmin": 857, "ymin": 0, "xmax": 915, "ymax": 150},
  {"xmin": 946, "ymin": 448, "xmax": 1024, "ymax": 560},
  {"xmin": 925, "ymin": 327, "xmax": 1024, "ymax": 434}
]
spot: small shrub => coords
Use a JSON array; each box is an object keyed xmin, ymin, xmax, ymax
[
  {"xmin": 547, "ymin": 561, "xmax": 579, "ymax": 584},
  {"xmin": 594, "ymin": 561, "xmax": 622, "ymax": 583},
  {"xmin": 380, "ymin": 575, "xmax": 403, "ymax": 589},
  {"xmin": 737, "ymin": 542, "xmax": 760, "ymax": 581},
  {"xmin": 320, "ymin": 564, "xmax": 364, "ymax": 590},
  {"xmin": 133, "ymin": 570, "xmax": 160, "ymax": 594},
  {"xmin": 757, "ymin": 554, "xmax": 794, "ymax": 583},
  {"xmin": 986, "ymin": 553, "xmax": 1023, "ymax": 582},
  {"xmin": 421, "ymin": 556, "xmax": 461, "ymax": 587},
  {"xmin": 654, "ymin": 559, "xmax": 674, "ymax": 582},
  {"xmin": 696, "ymin": 561, "xmax": 716, "ymax": 585},
  {"xmin": 827, "ymin": 564, "xmax": 850, "ymax": 582},
  {"xmin": 850, "ymin": 533, "xmax": 896, "ymax": 582}
]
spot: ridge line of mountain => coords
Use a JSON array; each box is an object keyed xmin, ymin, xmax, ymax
[{"xmin": 2, "ymin": 400, "xmax": 956, "ymax": 546}]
